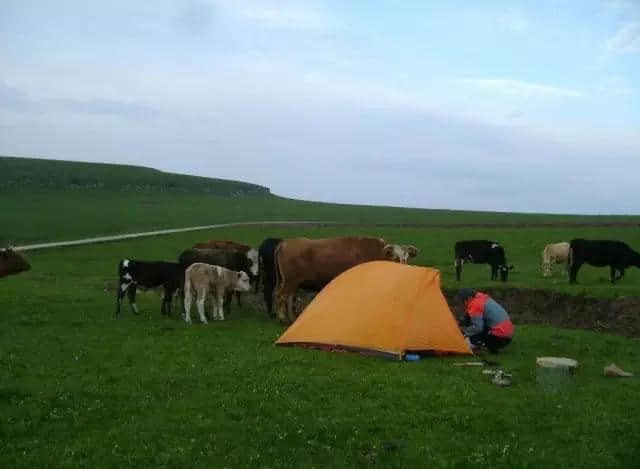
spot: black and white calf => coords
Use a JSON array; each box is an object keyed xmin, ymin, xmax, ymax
[
  {"xmin": 568, "ymin": 239, "xmax": 640, "ymax": 284},
  {"xmin": 116, "ymin": 259, "xmax": 185, "ymax": 315},
  {"xmin": 454, "ymin": 240, "xmax": 513, "ymax": 282}
]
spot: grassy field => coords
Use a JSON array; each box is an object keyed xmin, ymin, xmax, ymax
[
  {"xmin": 2, "ymin": 156, "xmax": 640, "ymax": 245},
  {"xmin": 2, "ymin": 226, "xmax": 640, "ymax": 467}
]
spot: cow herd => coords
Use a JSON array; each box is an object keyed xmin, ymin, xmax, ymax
[
  {"xmin": 1, "ymin": 235, "xmax": 639, "ymax": 325},
  {"xmin": 108, "ymin": 235, "xmax": 640, "ymax": 324}
]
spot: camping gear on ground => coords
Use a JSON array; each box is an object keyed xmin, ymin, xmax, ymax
[
  {"xmin": 405, "ymin": 354, "xmax": 421, "ymax": 362},
  {"xmin": 536, "ymin": 357, "xmax": 578, "ymax": 371},
  {"xmin": 275, "ymin": 261, "xmax": 473, "ymax": 359},
  {"xmin": 536, "ymin": 357, "xmax": 577, "ymax": 391},
  {"xmin": 491, "ymin": 370, "xmax": 512, "ymax": 386},
  {"xmin": 604, "ymin": 363, "xmax": 633, "ymax": 377}
]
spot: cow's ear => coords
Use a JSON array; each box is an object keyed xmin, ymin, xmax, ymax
[
  {"xmin": 383, "ymin": 244, "xmax": 394, "ymax": 258},
  {"xmin": 407, "ymin": 245, "xmax": 419, "ymax": 258}
]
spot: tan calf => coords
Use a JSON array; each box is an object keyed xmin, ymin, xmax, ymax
[
  {"xmin": 184, "ymin": 263, "xmax": 251, "ymax": 323},
  {"xmin": 541, "ymin": 242, "xmax": 570, "ymax": 277}
]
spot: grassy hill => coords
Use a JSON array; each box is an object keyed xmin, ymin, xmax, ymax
[
  {"xmin": 1, "ymin": 156, "xmax": 639, "ymax": 245},
  {"xmin": 0, "ymin": 156, "xmax": 270, "ymax": 196}
]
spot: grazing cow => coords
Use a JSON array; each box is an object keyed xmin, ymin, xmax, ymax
[
  {"xmin": 192, "ymin": 240, "xmax": 259, "ymax": 293},
  {"xmin": 541, "ymin": 242, "xmax": 570, "ymax": 277},
  {"xmin": 568, "ymin": 239, "xmax": 640, "ymax": 284},
  {"xmin": 193, "ymin": 240, "xmax": 250, "ymax": 251},
  {"xmin": 178, "ymin": 247, "xmax": 258, "ymax": 312},
  {"xmin": 0, "ymin": 247, "xmax": 30, "ymax": 279},
  {"xmin": 454, "ymin": 240, "xmax": 513, "ymax": 282},
  {"xmin": 258, "ymin": 238, "xmax": 283, "ymax": 317},
  {"xmin": 116, "ymin": 259, "xmax": 184, "ymax": 315},
  {"xmin": 274, "ymin": 237, "xmax": 419, "ymax": 322},
  {"xmin": 183, "ymin": 263, "xmax": 251, "ymax": 323}
]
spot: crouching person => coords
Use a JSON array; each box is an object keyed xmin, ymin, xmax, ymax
[
  {"xmin": 184, "ymin": 263, "xmax": 251, "ymax": 324},
  {"xmin": 457, "ymin": 288, "xmax": 513, "ymax": 353}
]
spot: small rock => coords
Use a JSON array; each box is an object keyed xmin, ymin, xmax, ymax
[{"xmin": 604, "ymin": 363, "xmax": 633, "ymax": 377}]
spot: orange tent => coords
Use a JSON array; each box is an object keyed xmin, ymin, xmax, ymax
[{"xmin": 276, "ymin": 261, "xmax": 472, "ymax": 359}]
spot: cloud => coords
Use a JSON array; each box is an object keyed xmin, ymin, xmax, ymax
[
  {"xmin": 498, "ymin": 10, "xmax": 529, "ymax": 33},
  {"xmin": 605, "ymin": 22, "xmax": 640, "ymax": 54},
  {"xmin": 0, "ymin": 81, "xmax": 161, "ymax": 119},
  {"xmin": 215, "ymin": 0, "xmax": 330, "ymax": 31},
  {"xmin": 596, "ymin": 76, "xmax": 634, "ymax": 96},
  {"xmin": 459, "ymin": 78, "xmax": 585, "ymax": 98}
]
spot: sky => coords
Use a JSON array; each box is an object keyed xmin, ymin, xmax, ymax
[{"xmin": 1, "ymin": 0, "xmax": 639, "ymax": 214}]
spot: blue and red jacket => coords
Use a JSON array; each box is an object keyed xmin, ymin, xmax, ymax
[{"xmin": 462, "ymin": 292, "xmax": 513, "ymax": 338}]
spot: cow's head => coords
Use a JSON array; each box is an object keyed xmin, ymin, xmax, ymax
[
  {"xmin": 0, "ymin": 247, "xmax": 31, "ymax": 279},
  {"xmin": 234, "ymin": 271, "xmax": 252, "ymax": 292},
  {"xmin": 499, "ymin": 265, "xmax": 514, "ymax": 282},
  {"xmin": 383, "ymin": 244, "xmax": 419, "ymax": 264},
  {"xmin": 246, "ymin": 248, "xmax": 259, "ymax": 277}
]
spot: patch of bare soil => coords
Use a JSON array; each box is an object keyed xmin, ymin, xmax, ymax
[
  {"xmin": 442, "ymin": 288, "xmax": 640, "ymax": 338},
  {"xmin": 275, "ymin": 287, "xmax": 640, "ymax": 338}
]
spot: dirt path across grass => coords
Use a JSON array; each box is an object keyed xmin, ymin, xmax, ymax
[{"xmin": 13, "ymin": 220, "xmax": 640, "ymax": 251}]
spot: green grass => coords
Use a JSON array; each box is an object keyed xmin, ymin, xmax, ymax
[
  {"xmin": 2, "ymin": 226, "xmax": 640, "ymax": 467},
  {"xmin": 2, "ymin": 156, "xmax": 640, "ymax": 245}
]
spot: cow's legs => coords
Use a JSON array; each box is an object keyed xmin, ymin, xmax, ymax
[
  {"xmin": 569, "ymin": 261, "xmax": 583, "ymax": 284},
  {"xmin": 236, "ymin": 291, "xmax": 242, "ymax": 307},
  {"xmin": 275, "ymin": 284, "xmax": 288, "ymax": 322},
  {"xmin": 115, "ymin": 282, "xmax": 127, "ymax": 314},
  {"xmin": 454, "ymin": 258, "xmax": 463, "ymax": 281},
  {"xmin": 223, "ymin": 293, "xmax": 232, "ymax": 316},
  {"xmin": 184, "ymin": 285, "xmax": 193, "ymax": 323},
  {"xmin": 217, "ymin": 291, "xmax": 225, "ymax": 321},
  {"xmin": 127, "ymin": 286, "xmax": 139, "ymax": 315},
  {"xmin": 162, "ymin": 286, "xmax": 174, "ymax": 315},
  {"xmin": 611, "ymin": 266, "xmax": 625, "ymax": 283},
  {"xmin": 264, "ymin": 280, "xmax": 275, "ymax": 318},
  {"xmin": 286, "ymin": 293, "xmax": 296, "ymax": 323},
  {"xmin": 196, "ymin": 287, "xmax": 208, "ymax": 324}
]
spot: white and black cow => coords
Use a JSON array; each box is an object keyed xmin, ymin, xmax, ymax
[
  {"xmin": 569, "ymin": 239, "xmax": 640, "ymax": 284},
  {"xmin": 116, "ymin": 259, "xmax": 185, "ymax": 315},
  {"xmin": 183, "ymin": 263, "xmax": 251, "ymax": 323},
  {"xmin": 178, "ymin": 247, "xmax": 258, "ymax": 312},
  {"xmin": 454, "ymin": 240, "xmax": 513, "ymax": 282}
]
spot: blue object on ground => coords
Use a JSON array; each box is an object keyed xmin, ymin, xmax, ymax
[{"xmin": 405, "ymin": 354, "xmax": 421, "ymax": 361}]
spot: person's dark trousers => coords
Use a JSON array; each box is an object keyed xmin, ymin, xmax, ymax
[{"xmin": 468, "ymin": 330, "xmax": 512, "ymax": 353}]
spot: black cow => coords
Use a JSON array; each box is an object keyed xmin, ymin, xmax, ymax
[
  {"xmin": 568, "ymin": 239, "xmax": 640, "ymax": 284},
  {"xmin": 178, "ymin": 248, "xmax": 258, "ymax": 312},
  {"xmin": 454, "ymin": 240, "xmax": 513, "ymax": 282},
  {"xmin": 258, "ymin": 238, "xmax": 283, "ymax": 317},
  {"xmin": 116, "ymin": 259, "xmax": 184, "ymax": 315}
]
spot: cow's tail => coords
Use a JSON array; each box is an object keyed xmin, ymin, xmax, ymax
[
  {"xmin": 256, "ymin": 251, "xmax": 262, "ymax": 293},
  {"xmin": 273, "ymin": 243, "xmax": 286, "ymax": 316},
  {"xmin": 567, "ymin": 245, "xmax": 574, "ymax": 275}
]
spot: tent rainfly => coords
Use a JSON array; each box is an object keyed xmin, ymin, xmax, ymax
[{"xmin": 276, "ymin": 261, "xmax": 472, "ymax": 359}]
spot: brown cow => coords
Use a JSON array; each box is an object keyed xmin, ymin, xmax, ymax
[
  {"xmin": 0, "ymin": 248, "xmax": 30, "ymax": 279},
  {"xmin": 191, "ymin": 240, "xmax": 259, "ymax": 295},
  {"xmin": 193, "ymin": 240, "xmax": 250, "ymax": 251},
  {"xmin": 183, "ymin": 262, "xmax": 251, "ymax": 323},
  {"xmin": 274, "ymin": 237, "xmax": 418, "ymax": 322}
]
